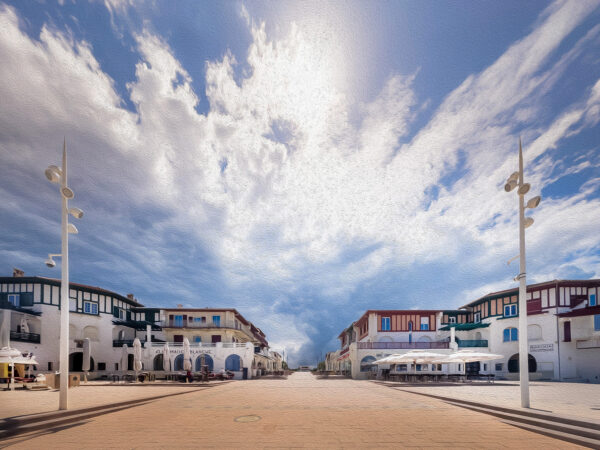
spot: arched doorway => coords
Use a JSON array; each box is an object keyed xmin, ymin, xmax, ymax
[
  {"xmin": 360, "ymin": 356, "xmax": 376, "ymax": 372},
  {"xmin": 153, "ymin": 354, "xmax": 163, "ymax": 370},
  {"xmin": 195, "ymin": 354, "xmax": 214, "ymax": 372},
  {"xmin": 69, "ymin": 353, "xmax": 95, "ymax": 372},
  {"xmin": 508, "ymin": 353, "xmax": 537, "ymax": 373},
  {"xmin": 225, "ymin": 354, "xmax": 242, "ymax": 371},
  {"xmin": 174, "ymin": 354, "xmax": 184, "ymax": 371}
]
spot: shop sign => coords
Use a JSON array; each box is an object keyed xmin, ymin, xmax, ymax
[{"xmin": 529, "ymin": 343, "xmax": 553, "ymax": 352}]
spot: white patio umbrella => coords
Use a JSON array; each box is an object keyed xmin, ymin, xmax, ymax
[
  {"xmin": 133, "ymin": 338, "xmax": 143, "ymax": 377},
  {"xmin": 0, "ymin": 347, "xmax": 24, "ymax": 390},
  {"xmin": 82, "ymin": 338, "xmax": 91, "ymax": 382},
  {"xmin": 372, "ymin": 354, "xmax": 403, "ymax": 365},
  {"xmin": 387, "ymin": 350, "xmax": 448, "ymax": 376},
  {"xmin": 182, "ymin": 337, "xmax": 192, "ymax": 372},
  {"xmin": 20, "ymin": 317, "xmax": 29, "ymax": 334},
  {"xmin": 162, "ymin": 342, "xmax": 170, "ymax": 372},
  {"xmin": 433, "ymin": 350, "xmax": 504, "ymax": 375},
  {"xmin": 121, "ymin": 344, "xmax": 129, "ymax": 373}
]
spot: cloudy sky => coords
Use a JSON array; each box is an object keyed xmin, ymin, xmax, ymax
[{"xmin": 1, "ymin": 0, "xmax": 599, "ymax": 366}]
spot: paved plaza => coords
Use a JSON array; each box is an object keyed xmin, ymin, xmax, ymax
[{"xmin": 0, "ymin": 372, "xmax": 593, "ymax": 448}]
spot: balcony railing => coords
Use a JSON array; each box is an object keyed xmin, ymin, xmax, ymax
[
  {"xmin": 161, "ymin": 320, "xmax": 242, "ymax": 330},
  {"xmin": 148, "ymin": 341, "xmax": 248, "ymax": 348},
  {"xmin": 457, "ymin": 339, "xmax": 488, "ymax": 348},
  {"xmin": 113, "ymin": 339, "xmax": 145, "ymax": 347},
  {"xmin": 357, "ymin": 342, "xmax": 449, "ymax": 350},
  {"xmin": 10, "ymin": 330, "xmax": 41, "ymax": 343}
]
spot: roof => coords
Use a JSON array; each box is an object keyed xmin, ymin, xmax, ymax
[
  {"xmin": 439, "ymin": 323, "xmax": 491, "ymax": 331},
  {"xmin": 557, "ymin": 306, "xmax": 600, "ymax": 318},
  {"xmin": 0, "ymin": 276, "xmax": 144, "ymax": 307},
  {"xmin": 461, "ymin": 279, "xmax": 600, "ymax": 309}
]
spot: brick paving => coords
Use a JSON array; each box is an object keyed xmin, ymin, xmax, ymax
[
  {"xmin": 0, "ymin": 373, "xmax": 585, "ymax": 448},
  {"xmin": 396, "ymin": 380, "xmax": 600, "ymax": 423}
]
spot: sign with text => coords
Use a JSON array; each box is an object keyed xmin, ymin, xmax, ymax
[{"xmin": 529, "ymin": 343, "xmax": 553, "ymax": 352}]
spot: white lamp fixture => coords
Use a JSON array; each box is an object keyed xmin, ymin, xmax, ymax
[
  {"xmin": 68, "ymin": 207, "xmax": 84, "ymax": 219},
  {"xmin": 503, "ymin": 138, "xmax": 542, "ymax": 409},
  {"xmin": 44, "ymin": 138, "xmax": 83, "ymax": 411},
  {"xmin": 45, "ymin": 165, "xmax": 62, "ymax": 183}
]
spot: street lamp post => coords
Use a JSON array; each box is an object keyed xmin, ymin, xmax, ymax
[
  {"xmin": 504, "ymin": 138, "xmax": 541, "ymax": 408},
  {"xmin": 45, "ymin": 139, "xmax": 83, "ymax": 410}
]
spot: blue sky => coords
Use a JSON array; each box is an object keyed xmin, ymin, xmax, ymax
[{"xmin": 1, "ymin": 0, "xmax": 599, "ymax": 366}]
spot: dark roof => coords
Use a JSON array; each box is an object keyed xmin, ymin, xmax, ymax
[
  {"xmin": 461, "ymin": 279, "xmax": 600, "ymax": 309},
  {"xmin": 557, "ymin": 306, "xmax": 600, "ymax": 318},
  {"xmin": 439, "ymin": 323, "xmax": 491, "ymax": 331},
  {"xmin": 0, "ymin": 276, "xmax": 144, "ymax": 307}
]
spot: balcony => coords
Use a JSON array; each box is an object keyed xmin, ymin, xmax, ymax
[
  {"xmin": 457, "ymin": 339, "xmax": 488, "ymax": 348},
  {"xmin": 161, "ymin": 319, "xmax": 242, "ymax": 330},
  {"xmin": 0, "ymin": 299, "xmax": 42, "ymax": 316},
  {"xmin": 357, "ymin": 341, "xmax": 449, "ymax": 350},
  {"xmin": 148, "ymin": 341, "xmax": 248, "ymax": 348},
  {"xmin": 112, "ymin": 319, "xmax": 162, "ymax": 331},
  {"xmin": 10, "ymin": 330, "xmax": 41, "ymax": 343}
]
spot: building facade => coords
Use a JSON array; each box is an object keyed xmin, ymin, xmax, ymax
[
  {"xmin": 0, "ymin": 272, "xmax": 281, "ymax": 380},
  {"xmin": 334, "ymin": 279, "xmax": 600, "ymax": 382}
]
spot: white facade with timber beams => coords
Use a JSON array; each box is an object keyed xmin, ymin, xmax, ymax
[
  {"xmin": 332, "ymin": 279, "xmax": 600, "ymax": 382},
  {"xmin": 0, "ymin": 271, "xmax": 282, "ymax": 381}
]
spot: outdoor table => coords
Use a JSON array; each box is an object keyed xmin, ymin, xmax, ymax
[{"xmin": 111, "ymin": 374, "xmax": 120, "ymax": 382}]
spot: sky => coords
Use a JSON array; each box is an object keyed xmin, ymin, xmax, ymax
[{"xmin": 1, "ymin": 0, "xmax": 599, "ymax": 366}]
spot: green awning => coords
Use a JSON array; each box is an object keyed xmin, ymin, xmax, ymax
[{"xmin": 439, "ymin": 323, "xmax": 490, "ymax": 331}]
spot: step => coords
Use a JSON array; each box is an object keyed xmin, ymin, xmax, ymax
[
  {"xmin": 0, "ymin": 401, "xmax": 153, "ymax": 440},
  {"xmin": 443, "ymin": 400, "xmax": 600, "ymax": 443},
  {"xmin": 393, "ymin": 388, "xmax": 600, "ymax": 431},
  {"xmin": 501, "ymin": 418, "xmax": 600, "ymax": 449},
  {"xmin": 0, "ymin": 384, "xmax": 216, "ymax": 434}
]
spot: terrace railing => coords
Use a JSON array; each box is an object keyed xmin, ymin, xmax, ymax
[
  {"xmin": 457, "ymin": 339, "xmax": 488, "ymax": 348},
  {"xmin": 356, "ymin": 341, "xmax": 449, "ymax": 350},
  {"xmin": 161, "ymin": 320, "xmax": 242, "ymax": 330},
  {"xmin": 10, "ymin": 330, "xmax": 41, "ymax": 343}
]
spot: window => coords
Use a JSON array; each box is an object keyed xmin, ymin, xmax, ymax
[
  {"xmin": 8, "ymin": 294, "xmax": 19, "ymax": 307},
  {"xmin": 595, "ymin": 315, "xmax": 600, "ymax": 332},
  {"xmin": 420, "ymin": 317, "xmax": 429, "ymax": 330},
  {"xmin": 212, "ymin": 315, "xmax": 220, "ymax": 327},
  {"xmin": 448, "ymin": 316, "xmax": 456, "ymax": 324},
  {"xmin": 194, "ymin": 317, "xmax": 202, "ymax": 322},
  {"xmin": 503, "ymin": 327, "xmax": 518, "ymax": 342},
  {"xmin": 115, "ymin": 363, "xmax": 119, "ymax": 370},
  {"xmin": 48, "ymin": 362, "xmax": 53, "ymax": 371},
  {"xmin": 590, "ymin": 294, "xmax": 597, "ymax": 307},
  {"xmin": 381, "ymin": 317, "xmax": 390, "ymax": 331},
  {"xmin": 495, "ymin": 363, "xmax": 503, "ymax": 371},
  {"xmin": 97, "ymin": 362, "xmax": 106, "ymax": 371},
  {"xmin": 474, "ymin": 312, "xmax": 481, "ymax": 323},
  {"xmin": 83, "ymin": 301, "xmax": 98, "ymax": 315},
  {"xmin": 564, "ymin": 321, "xmax": 571, "ymax": 342},
  {"xmin": 194, "ymin": 336, "xmax": 201, "ymax": 343},
  {"xmin": 504, "ymin": 304, "xmax": 517, "ymax": 317},
  {"xmin": 174, "ymin": 315, "xmax": 183, "ymax": 327}
]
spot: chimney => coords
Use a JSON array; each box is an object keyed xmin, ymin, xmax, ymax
[
  {"xmin": 127, "ymin": 294, "xmax": 135, "ymax": 301},
  {"xmin": 177, "ymin": 304, "xmax": 183, "ymax": 308},
  {"xmin": 13, "ymin": 268, "xmax": 24, "ymax": 278}
]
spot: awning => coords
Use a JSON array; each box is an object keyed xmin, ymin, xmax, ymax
[{"xmin": 439, "ymin": 323, "xmax": 490, "ymax": 331}]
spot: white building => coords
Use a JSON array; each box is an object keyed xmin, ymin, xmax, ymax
[
  {"xmin": 333, "ymin": 279, "xmax": 600, "ymax": 382},
  {"xmin": 0, "ymin": 271, "xmax": 280, "ymax": 380}
]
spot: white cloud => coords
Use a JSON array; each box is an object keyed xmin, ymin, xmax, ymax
[{"xmin": 1, "ymin": 1, "xmax": 600, "ymax": 363}]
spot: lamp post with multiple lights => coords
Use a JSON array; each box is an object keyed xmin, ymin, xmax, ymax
[
  {"xmin": 504, "ymin": 139, "xmax": 541, "ymax": 408},
  {"xmin": 45, "ymin": 139, "xmax": 83, "ymax": 410}
]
